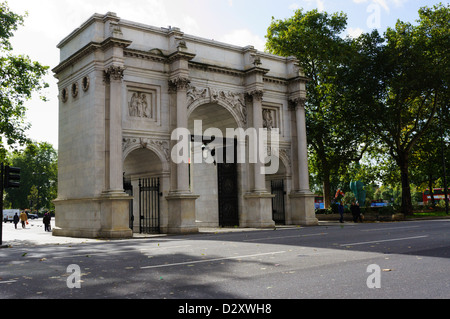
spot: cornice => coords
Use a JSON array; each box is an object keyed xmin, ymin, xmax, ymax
[
  {"xmin": 53, "ymin": 37, "xmax": 131, "ymax": 76},
  {"xmin": 53, "ymin": 41, "xmax": 102, "ymax": 75},
  {"xmin": 188, "ymin": 61, "xmax": 245, "ymax": 78}
]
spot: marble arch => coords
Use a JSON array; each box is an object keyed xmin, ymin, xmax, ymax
[{"xmin": 52, "ymin": 12, "xmax": 318, "ymax": 238}]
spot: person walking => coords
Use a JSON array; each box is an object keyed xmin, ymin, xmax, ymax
[
  {"xmin": 351, "ymin": 202, "xmax": 363, "ymax": 223},
  {"xmin": 43, "ymin": 213, "xmax": 51, "ymax": 232},
  {"xmin": 13, "ymin": 212, "xmax": 19, "ymax": 229},
  {"xmin": 19, "ymin": 211, "xmax": 28, "ymax": 229},
  {"xmin": 338, "ymin": 202, "xmax": 344, "ymax": 223}
]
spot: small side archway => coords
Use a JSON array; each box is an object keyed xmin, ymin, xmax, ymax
[{"xmin": 123, "ymin": 143, "xmax": 170, "ymax": 233}]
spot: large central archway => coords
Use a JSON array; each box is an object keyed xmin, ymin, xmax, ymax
[{"xmin": 188, "ymin": 102, "xmax": 242, "ymax": 227}]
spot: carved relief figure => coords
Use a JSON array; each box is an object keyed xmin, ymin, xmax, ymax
[
  {"xmin": 263, "ymin": 109, "xmax": 274, "ymax": 130},
  {"xmin": 129, "ymin": 92, "xmax": 151, "ymax": 119}
]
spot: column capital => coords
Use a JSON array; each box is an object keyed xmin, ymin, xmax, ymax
[
  {"xmin": 103, "ymin": 65, "xmax": 125, "ymax": 83},
  {"xmin": 288, "ymin": 97, "xmax": 306, "ymax": 111},
  {"xmin": 168, "ymin": 76, "xmax": 191, "ymax": 92},
  {"xmin": 246, "ymin": 89, "xmax": 264, "ymax": 102}
]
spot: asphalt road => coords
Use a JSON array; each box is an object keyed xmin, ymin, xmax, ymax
[{"xmin": 0, "ymin": 219, "xmax": 449, "ymax": 301}]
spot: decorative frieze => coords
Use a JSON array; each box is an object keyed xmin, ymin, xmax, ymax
[
  {"xmin": 186, "ymin": 85, "xmax": 247, "ymax": 125},
  {"xmin": 123, "ymin": 137, "xmax": 170, "ymax": 162}
]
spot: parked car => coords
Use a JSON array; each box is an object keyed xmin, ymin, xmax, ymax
[{"xmin": 28, "ymin": 213, "xmax": 39, "ymax": 219}]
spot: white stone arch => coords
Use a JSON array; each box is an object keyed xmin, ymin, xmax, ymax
[
  {"xmin": 122, "ymin": 137, "xmax": 170, "ymax": 173},
  {"xmin": 186, "ymin": 87, "xmax": 247, "ymax": 129},
  {"xmin": 278, "ymin": 148, "xmax": 292, "ymax": 178}
]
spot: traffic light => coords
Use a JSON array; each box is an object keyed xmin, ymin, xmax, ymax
[{"xmin": 4, "ymin": 166, "xmax": 20, "ymax": 189}]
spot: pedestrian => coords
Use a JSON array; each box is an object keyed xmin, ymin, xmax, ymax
[
  {"xmin": 338, "ymin": 202, "xmax": 344, "ymax": 223},
  {"xmin": 351, "ymin": 202, "xmax": 363, "ymax": 223},
  {"xmin": 43, "ymin": 213, "xmax": 51, "ymax": 232},
  {"xmin": 355, "ymin": 202, "xmax": 363, "ymax": 222},
  {"xmin": 19, "ymin": 211, "xmax": 28, "ymax": 229},
  {"xmin": 13, "ymin": 212, "xmax": 19, "ymax": 229}
]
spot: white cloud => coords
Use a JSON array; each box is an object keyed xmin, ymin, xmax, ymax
[
  {"xmin": 347, "ymin": 27, "xmax": 364, "ymax": 38},
  {"xmin": 219, "ymin": 29, "xmax": 266, "ymax": 51},
  {"xmin": 302, "ymin": 0, "xmax": 325, "ymax": 12},
  {"xmin": 317, "ymin": 0, "xmax": 325, "ymax": 12},
  {"xmin": 289, "ymin": 3, "xmax": 300, "ymax": 10}
]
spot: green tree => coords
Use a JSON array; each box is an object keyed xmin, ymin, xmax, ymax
[
  {"xmin": 409, "ymin": 118, "xmax": 450, "ymax": 207},
  {"xmin": 265, "ymin": 9, "xmax": 371, "ymax": 208},
  {"xmin": 344, "ymin": 4, "xmax": 449, "ymax": 215},
  {"xmin": 5, "ymin": 142, "xmax": 57, "ymax": 210},
  {"xmin": 0, "ymin": 2, "xmax": 49, "ymax": 158}
]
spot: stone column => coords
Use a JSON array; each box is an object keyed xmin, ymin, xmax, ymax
[
  {"xmin": 169, "ymin": 76, "xmax": 191, "ymax": 193},
  {"xmin": 247, "ymin": 90, "xmax": 266, "ymax": 193},
  {"xmin": 288, "ymin": 97, "xmax": 318, "ymax": 226},
  {"xmin": 243, "ymin": 87, "xmax": 275, "ymax": 229},
  {"xmin": 93, "ymin": 64, "xmax": 133, "ymax": 238},
  {"xmin": 294, "ymin": 98, "xmax": 310, "ymax": 192},
  {"xmin": 165, "ymin": 49, "xmax": 199, "ymax": 234},
  {"xmin": 104, "ymin": 65, "xmax": 126, "ymax": 195}
]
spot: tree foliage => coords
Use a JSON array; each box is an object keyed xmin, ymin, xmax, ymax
[
  {"xmin": 0, "ymin": 1, "xmax": 49, "ymax": 158},
  {"xmin": 344, "ymin": 3, "xmax": 449, "ymax": 214},
  {"xmin": 5, "ymin": 141, "xmax": 57, "ymax": 210},
  {"xmin": 266, "ymin": 9, "xmax": 371, "ymax": 208}
]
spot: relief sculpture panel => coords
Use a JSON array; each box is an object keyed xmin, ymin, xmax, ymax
[{"xmin": 129, "ymin": 92, "xmax": 152, "ymax": 119}]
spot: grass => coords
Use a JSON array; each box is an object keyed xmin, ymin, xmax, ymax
[{"xmin": 409, "ymin": 210, "xmax": 449, "ymax": 218}]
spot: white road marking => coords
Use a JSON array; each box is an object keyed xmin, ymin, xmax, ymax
[
  {"xmin": 340, "ymin": 235, "xmax": 429, "ymax": 247},
  {"xmin": 140, "ymin": 251, "xmax": 287, "ymax": 269},
  {"xmin": 244, "ymin": 233, "xmax": 327, "ymax": 242},
  {"xmin": 360, "ymin": 226, "xmax": 420, "ymax": 232}
]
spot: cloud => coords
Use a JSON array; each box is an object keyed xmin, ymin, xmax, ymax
[
  {"xmin": 219, "ymin": 29, "xmax": 266, "ymax": 51},
  {"xmin": 289, "ymin": 3, "xmax": 300, "ymax": 11},
  {"xmin": 301, "ymin": 0, "xmax": 326, "ymax": 12},
  {"xmin": 347, "ymin": 27, "xmax": 364, "ymax": 38}
]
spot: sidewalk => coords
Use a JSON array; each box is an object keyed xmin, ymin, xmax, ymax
[
  {"xmin": 1, "ymin": 218, "xmax": 367, "ymax": 248},
  {"xmin": 1, "ymin": 219, "xmax": 283, "ymax": 247},
  {"xmin": 1, "ymin": 219, "xmax": 101, "ymax": 247}
]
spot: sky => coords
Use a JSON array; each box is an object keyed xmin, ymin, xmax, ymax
[{"xmin": 6, "ymin": 0, "xmax": 445, "ymax": 149}]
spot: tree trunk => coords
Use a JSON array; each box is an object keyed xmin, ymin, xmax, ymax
[
  {"xmin": 399, "ymin": 156, "xmax": 414, "ymax": 215},
  {"xmin": 322, "ymin": 167, "xmax": 332, "ymax": 209}
]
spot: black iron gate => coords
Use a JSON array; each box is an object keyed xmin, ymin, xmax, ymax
[
  {"xmin": 139, "ymin": 178, "xmax": 161, "ymax": 234},
  {"xmin": 123, "ymin": 178, "xmax": 134, "ymax": 230},
  {"xmin": 217, "ymin": 139, "xmax": 239, "ymax": 227},
  {"xmin": 271, "ymin": 179, "xmax": 286, "ymax": 225}
]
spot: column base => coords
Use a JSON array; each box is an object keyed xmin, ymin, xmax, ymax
[
  {"xmin": 166, "ymin": 192, "xmax": 199, "ymax": 234},
  {"xmin": 243, "ymin": 192, "xmax": 276, "ymax": 228},
  {"xmin": 53, "ymin": 195, "xmax": 133, "ymax": 239},
  {"xmin": 289, "ymin": 191, "xmax": 319, "ymax": 226}
]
